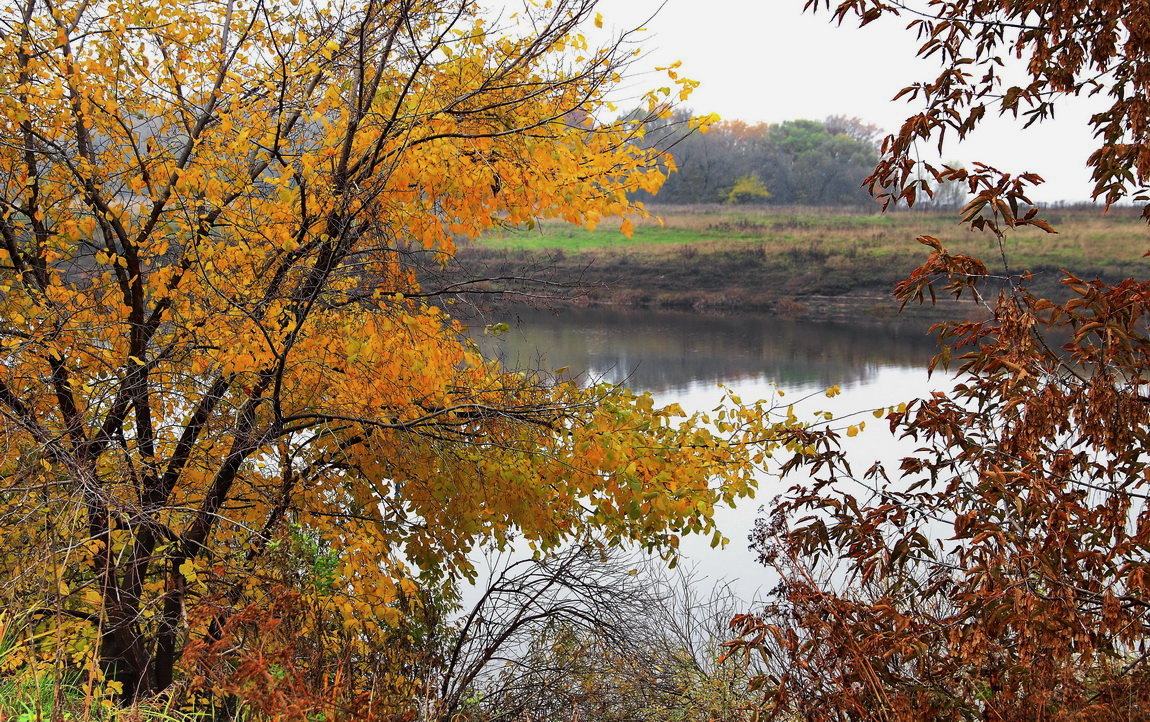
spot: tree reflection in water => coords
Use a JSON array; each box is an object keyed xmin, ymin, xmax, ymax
[{"xmin": 469, "ymin": 305, "xmax": 939, "ymax": 393}]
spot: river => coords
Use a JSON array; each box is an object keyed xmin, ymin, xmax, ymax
[{"xmin": 467, "ymin": 304, "xmax": 953, "ymax": 599}]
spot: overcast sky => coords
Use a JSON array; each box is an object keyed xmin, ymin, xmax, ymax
[{"xmin": 588, "ymin": 0, "xmax": 1103, "ymax": 203}]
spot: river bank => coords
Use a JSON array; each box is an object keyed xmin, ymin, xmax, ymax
[
  {"xmin": 443, "ymin": 204, "xmax": 1150, "ymax": 323},
  {"xmin": 449, "ymin": 243, "xmax": 966, "ymax": 323}
]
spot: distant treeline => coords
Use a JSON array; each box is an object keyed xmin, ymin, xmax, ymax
[{"xmin": 625, "ymin": 112, "xmax": 885, "ymax": 206}]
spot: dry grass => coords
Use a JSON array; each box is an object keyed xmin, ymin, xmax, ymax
[
  {"xmin": 459, "ymin": 204, "xmax": 1150, "ymax": 319},
  {"xmin": 477, "ymin": 204, "xmax": 1150, "ymax": 273}
]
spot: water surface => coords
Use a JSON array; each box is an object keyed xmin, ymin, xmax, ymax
[
  {"xmin": 468, "ymin": 305, "xmax": 951, "ymax": 597},
  {"xmin": 471, "ymin": 305, "xmax": 940, "ymax": 392}
]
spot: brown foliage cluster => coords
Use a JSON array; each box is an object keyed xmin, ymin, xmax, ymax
[
  {"xmin": 182, "ymin": 589, "xmax": 420, "ymax": 721},
  {"xmin": 728, "ymin": 1, "xmax": 1150, "ymax": 719},
  {"xmin": 733, "ymin": 275, "xmax": 1150, "ymax": 718}
]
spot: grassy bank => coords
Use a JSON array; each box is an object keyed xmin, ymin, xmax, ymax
[{"xmin": 454, "ymin": 204, "xmax": 1150, "ymax": 321}]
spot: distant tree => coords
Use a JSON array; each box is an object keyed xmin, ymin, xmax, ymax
[
  {"xmin": 637, "ymin": 115, "xmax": 772, "ymax": 203},
  {"xmin": 724, "ymin": 175, "xmax": 772, "ymax": 204},
  {"xmin": 766, "ymin": 120, "xmax": 877, "ymax": 204},
  {"xmin": 824, "ymin": 114, "xmax": 883, "ymax": 145},
  {"xmin": 631, "ymin": 116, "xmax": 878, "ymax": 205}
]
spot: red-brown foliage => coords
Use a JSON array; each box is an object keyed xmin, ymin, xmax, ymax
[{"xmin": 729, "ymin": 2, "xmax": 1150, "ymax": 719}]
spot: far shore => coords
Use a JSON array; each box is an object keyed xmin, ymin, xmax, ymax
[{"xmin": 436, "ymin": 204, "xmax": 1150, "ymax": 323}]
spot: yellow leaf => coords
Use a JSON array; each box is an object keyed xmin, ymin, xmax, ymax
[{"xmin": 179, "ymin": 560, "xmax": 198, "ymax": 584}]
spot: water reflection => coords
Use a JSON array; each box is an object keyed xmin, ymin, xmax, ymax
[
  {"xmin": 468, "ymin": 305, "xmax": 941, "ymax": 393},
  {"xmin": 462, "ymin": 305, "xmax": 952, "ymax": 598}
]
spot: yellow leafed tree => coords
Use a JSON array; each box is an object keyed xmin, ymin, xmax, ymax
[{"xmin": 0, "ymin": 0, "xmax": 786, "ymax": 710}]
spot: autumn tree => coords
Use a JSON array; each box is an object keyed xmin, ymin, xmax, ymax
[
  {"xmin": 630, "ymin": 115, "xmax": 879, "ymax": 205},
  {"xmin": 823, "ymin": 114, "xmax": 881, "ymax": 146},
  {"xmin": 730, "ymin": 1, "xmax": 1150, "ymax": 719},
  {"xmin": 724, "ymin": 175, "xmax": 771, "ymax": 205},
  {"xmin": 0, "ymin": 0, "xmax": 792, "ymax": 709}
]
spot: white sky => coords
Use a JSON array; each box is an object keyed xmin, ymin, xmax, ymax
[{"xmin": 590, "ymin": 0, "xmax": 1104, "ymax": 203}]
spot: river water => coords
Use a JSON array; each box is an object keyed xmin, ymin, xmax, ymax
[{"xmin": 467, "ymin": 305, "xmax": 952, "ymax": 598}]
